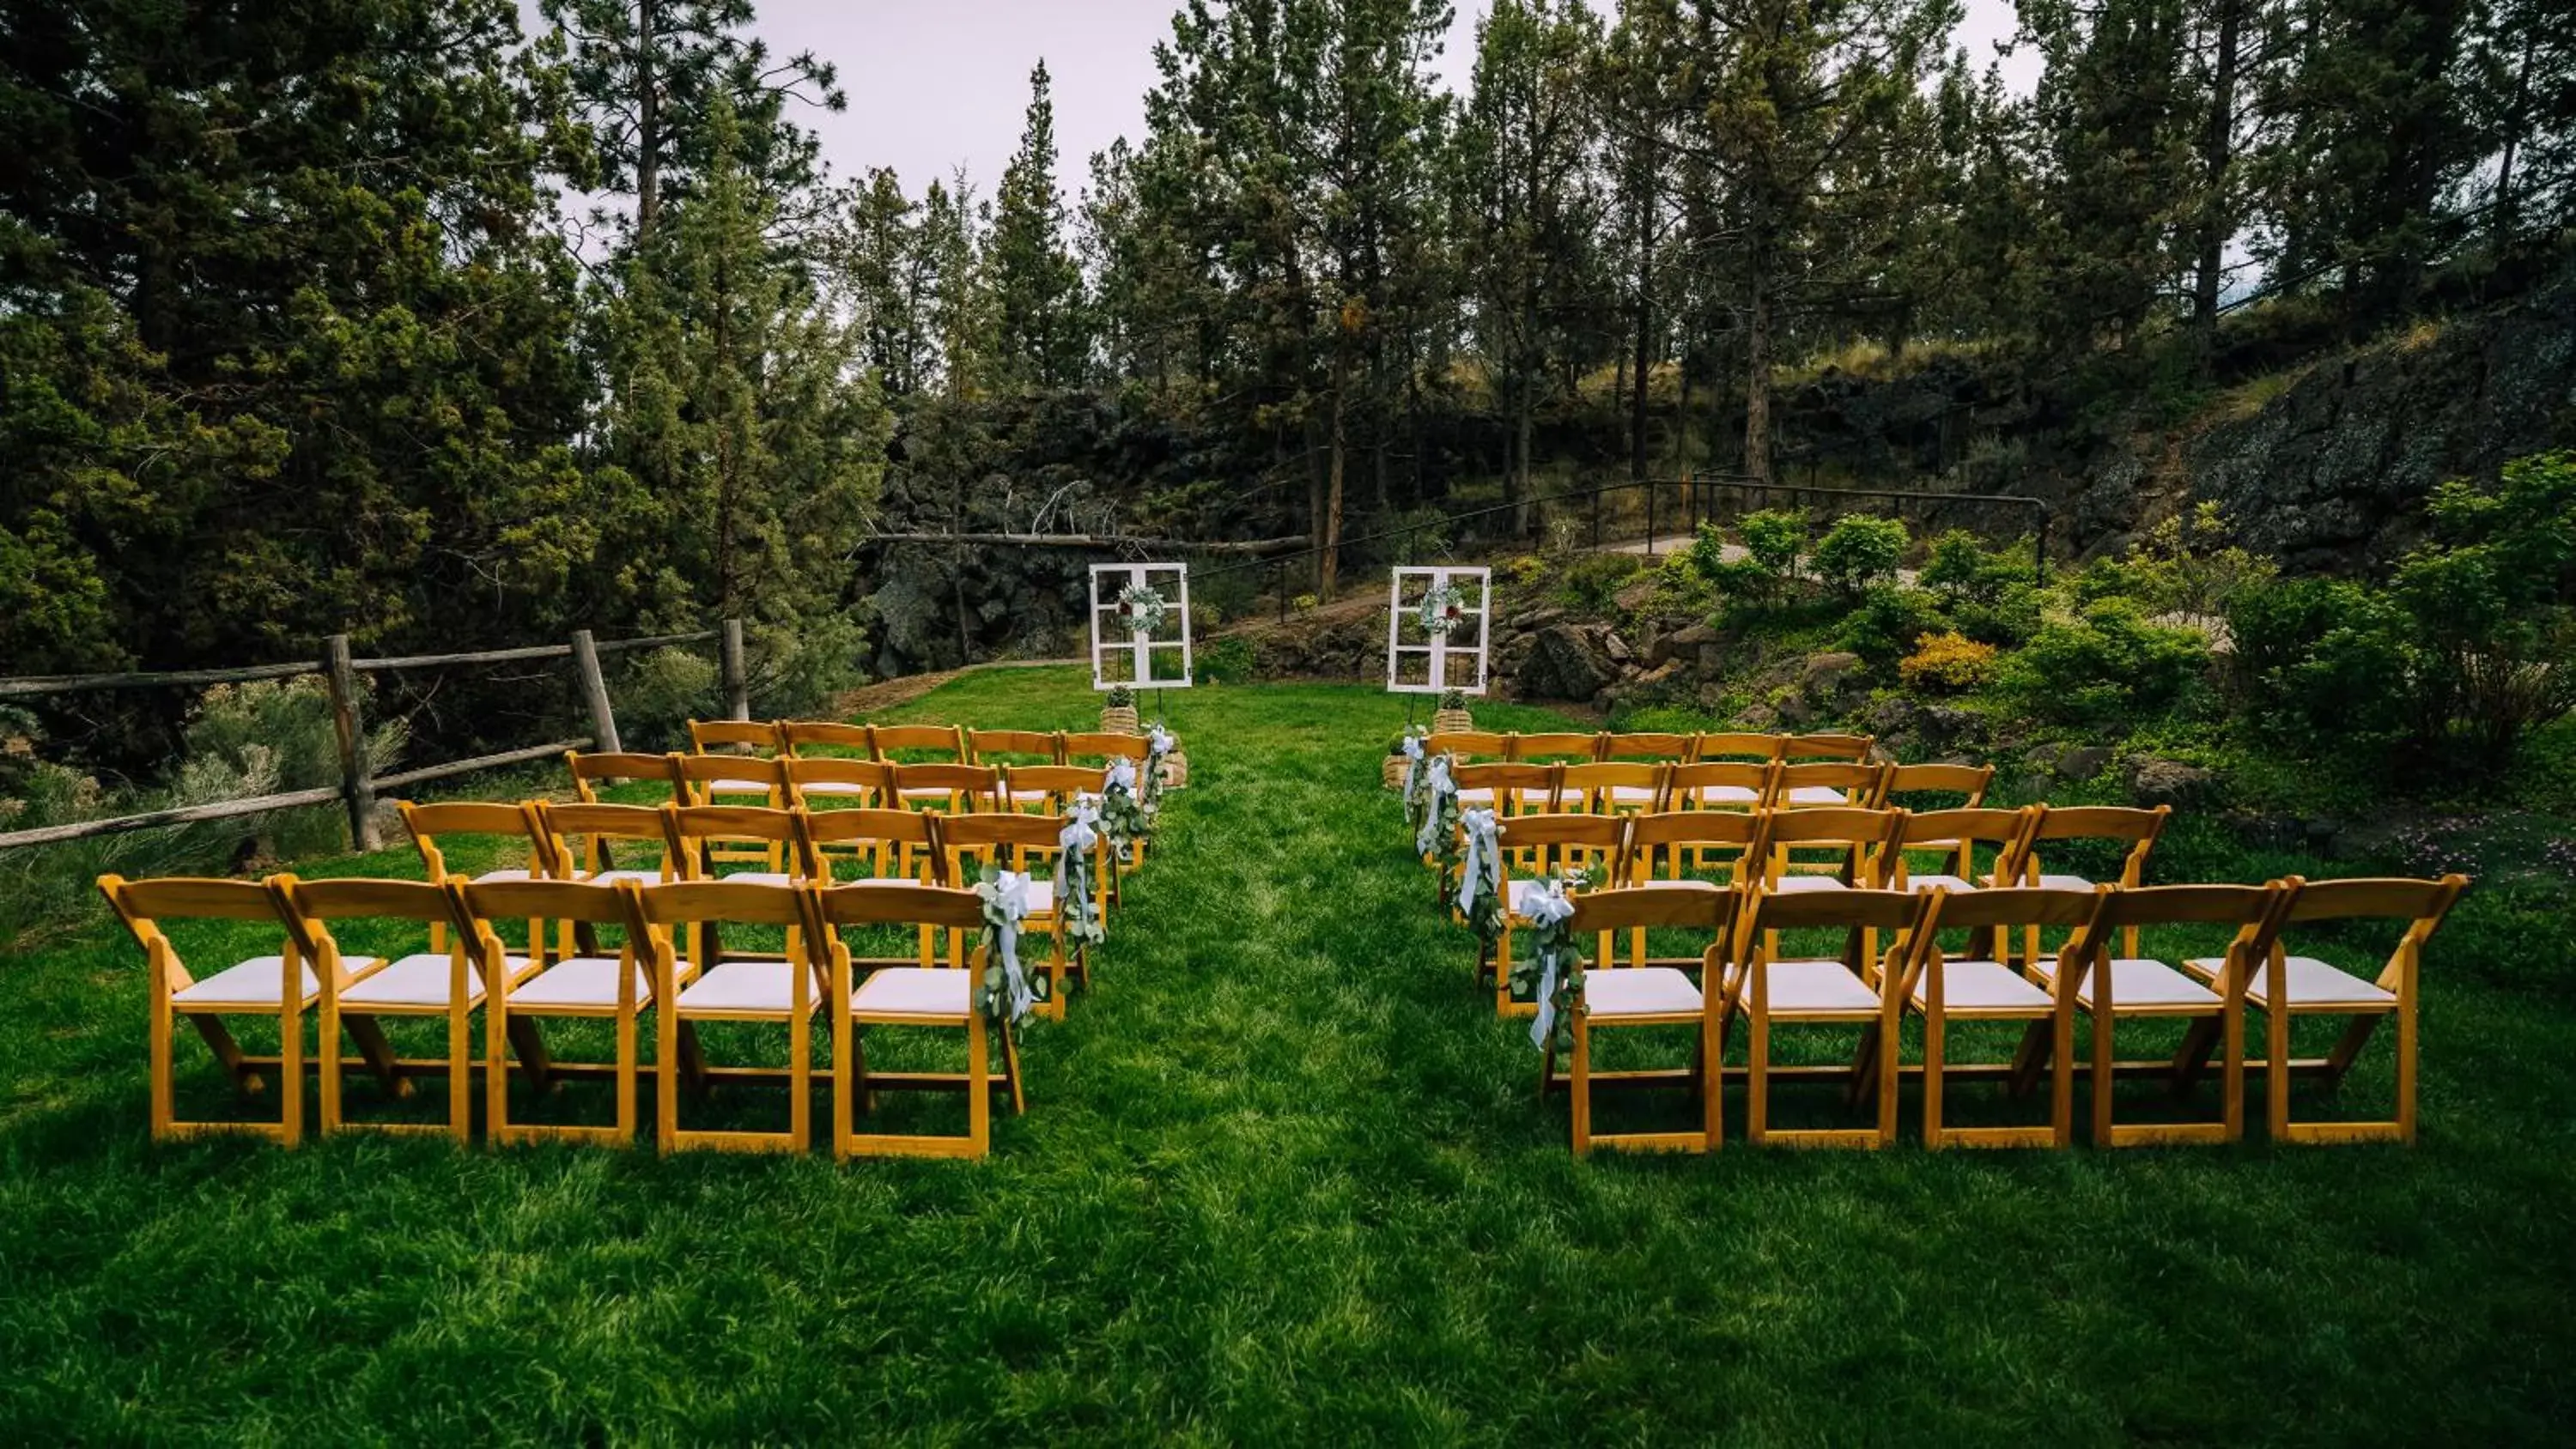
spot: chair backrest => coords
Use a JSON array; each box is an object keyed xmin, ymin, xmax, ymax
[
  {"xmin": 1622, "ymin": 809, "xmax": 1771, "ymax": 885},
  {"xmin": 269, "ymin": 875, "xmax": 469, "ymax": 985},
  {"xmin": 458, "ymin": 878, "xmax": 647, "ymax": 1003},
  {"xmin": 1569, "ymin": 880, "xmax": 1735, "ymax": 933},
  {"xmin": 1558, "ymin": 761, "xmax": 1666, "ymax": 813},
  {"xmin": 1900, "ymin": 885, "xmax": 2106, "ymax": 1005},
  {"xmin": 939, "ymin": 811, "xmax": 1072, "ymax": 882},
  {"xmin": 1599, "ymin": 731, "xmax": 1696, "ymax": 762},
  {"xmin": 1774, "ymin": 760, "xmax": 1889, "ymax": 807},
  {"xmin": 779, "ymin": 719, "xmax": 872, "ymax": 756},
  {"xmin": 689, "ymin": 719, "xmax": 781, "ymax": 755},
  {"xmin": 2079, "ymin": 882, "xmax": 2290, "ymax": 992},
  {"xmin": 99, "ymin": 876, "xmax": 296, "ymax": 985},
  {"xmin": 1494, "ymin": 812, "xmax": 1627, "ymax": 888},
  {"xmin": 1512, "ymin": 731, "xmax": 1600, "ymax": 763},
  {"xmin": 669, "ymin": 804, "xmax": 805, "ymax": 880},
  {"xmin": 628, "ymin": 881, "xmax": 820, "ymax": 997},
  {"xmin": 1760, "ymin": 806, "xmax": 1906, "ymax": 888},
  {"xmin": 2270, "ymin": 874, "xmax": 2468, "ymax": 990},
  {"xmin": 1890, "ymin": 806, "xmax": 2036, "ymax": 888},
  {"xmin": 868, "ymin": 723, "xmax": 965, "ymax": 761},
  {"xmin": 1061, "ymin": 731, "xmax": 1150, "ymax": 764},
  {"xmin": 530, "ymin": 801, "xmax": 677, "ymax": 881},
  {"xmin": 564, "ymin": 750, "xmax": 680, "ymax": 804},
  {"xmin": 1423, "ymin": 730, "xmax": 1508, "ymax": 761},
  {"xmin": 1744, "ymin": 884, "xmax": 1930, "ymax": 939},
  {"xmin": 1668, "ymin": 761, "xmax": 1777, "ymax": 809},
  {"xmin": 965, "ymin": 728, "xmax": 1064, "ymax": 765},
  {"xmin": 1696, "ymin": 731, "xmax": 1784, "ymax": 762},
  {"xmin": 1780, "ymin": 731, "xmax": 1874, "ymax": 762},
  {"xmin": 805, "ymin": 881, "xmax": 986, "ymax": 933},
  {"xmin": 1004, "ymin": 764, "xmax": 1107, "ymax": 810},
  {"xmin": 2018, "ymin": 804, "xmax": 2171, "ymax": 886},
  {"xmin": 890, "ymin": 761, "xmax": 1004, "ymax": 810},
  {"xmin": 672, "ymin": 752, "xmax": 788, "ymax": 807},
  {"xmin": 398, "ymin": 800, "xmax": 550, "ymax": 882},
  {"xmin": 800, "ymin": 808, "xmax": 945, "ymax": 883},
  {"xmin": 1453, "ymin": 761, "xmax": 1559, "ymax": 815},
  {"xmin": 1882, "ymin": 762, "xmax": 1995, "ymax": 809},
  {"xmin": 784, "ymin": 756, "xmax": 891, "ymax": 808}
]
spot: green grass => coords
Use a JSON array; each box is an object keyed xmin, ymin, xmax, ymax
[{"xmin": 3, "ymin": 669, "xmax": 2573, "ymax": 1442}]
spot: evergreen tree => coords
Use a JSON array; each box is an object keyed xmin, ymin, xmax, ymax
[{"xmin": 989, "ymin": 60, "xmax": 1091, "ymax": 391}]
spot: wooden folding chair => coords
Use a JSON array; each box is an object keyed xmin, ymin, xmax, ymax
[
  {"xmin": 687, "ymin": 719, "xmax": 787, "ymax": 802},
  {"xmin": 939, "ymin": 812, "xmax": 1093, "ymax": 1014},
  {"xmin": 2181, "ymin": 874, "xmax": 2466, "ymax": 1145},
  {"xmin": 1893, "ymin": 886, "xmax": 2102, "ymax": 1149},
  {"xmin": 807, "ymin": 881, "xmax": 1019, "ymax": 1161},
  {"xmin": 1002, "ymin": 763, "xmax": 1107, "ymax": 815},
  {"xmin": 966, "ymin": 727, "xmax": 1066, "ymax": 768},
  {"xmin": 2014, "ymin": 804, "xmax": 2172, "ymax": 960},
  {"xmin": 868, "ymin": 722, "xmax": 967, "ymax": 763},
  {"xmin": 461, "ymin": 877, "xmax": 668, "ymax": 1147},
  {"xmin": 2033, "ymin": 882, "xmax": 2293, "ymax": 1147},
  {"xmin": 1621, "ymin": 809, "xmax": 1771, "ymax": 891},
  {"xmin": 889, "ymin": 761, "xmax": 1004, "ymax": 815},
  {"xmin": 780, "ymin": 719, "xmax": 876, "ymax": 763},
  {"xmin": 1541, "ymin": 882, "xmax": 1740, "ymax": 1155},
  {"xmin": 1694, "ymin": 731, "xmax": 1784, "ymax": 764},
  {"xmin": 1886, "ymin": 806, "xmax": 2038, "ymax": 895},
  {"xmin": 1484, "ymin": 814, "xmax": 1629, "ymax": 1017},
  {"xmin": 1062, "ymin": 731, "xmax": 1151, "ymax": 767},
  {"xmin": 635, "ymin": 880, "xmax": 826, "ymax": 1154},
  {"xmin": 1452, "ymin": 760, "xmax": 1558, "ymax": 815},
  {"xmin": 1599, "ymin": 731, "xmax": 1697, "ymax": 764},
  {"xmin": 398, "ymin": 799, "xmax": 556, "ymax": 956},
  {"xmin": 270, "ymin": 875, "xmax": 509, "ymax": 1141},
  {"xmin": 102, "ymin": 875, "xmax": 331, "ymax": 1145},
  {"xmin": 1511, "ymin": 731, "xmax": 1600, "ymax": 765},
  {"xmin": 801, "ymin": 808, "xmax": 947, "ymax": 887},
  {"xmin": 1722, "ymin": 887, "xmax": 1927, "ymax": 1147},
  {"xmin": 1668, "ymin": 760, "xmax": 1776, "ymax": 812},
  {"xmin": 564, "ymin": 749, "xmax": 681, "ymax": 804},
  {"xmin": 1780, "ymin": 731, "xmax": 1874, "ymax": 763},
  {"xmin": 1774, "ymin": 759, "xmax": 1889, "ymax": 810},
  {"xmin": 784, "ymin": 755, "xmax": 890, "ymax": 812},
  {"xmin": 1559, "ymin": 761, "xmax": 1667, "ymax": 817},
  {"xmin": 673, "ymin": 755, "xmax": 791, "ymax": 876},
  {"xmin": 1880, "ymin": 761, "xmax": 1996, "ymax": 812},
  {"xmin": 1422, "ymin": 729, "xmax": 1510, "ymax": 763},
  {"xmin": 528, "ymin": 801, "xmax": 678, "ymax": 888},
  {"xmin": 1759, "ymin": 806, "xmax": 1905, "ymax": 893}
]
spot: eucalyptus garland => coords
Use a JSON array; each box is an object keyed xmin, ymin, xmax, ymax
[
  {"xmin": 1117, "ymin": 582, "xmax": 1170, "ymax": 635},
  {"xmin": 1414, "ymin": 755, "xmax": 1460, "ymax": 864},
  {"xmin": 1398, "ymin": 730, "xmax": 1431, "ymax": 838},
  {"xmin": 1419, "ymin": 582, "xmax": 1467, "ymax": 637},
  {"xmin": 1509, "ymin": 874, "xmax": 1588, "ymax": 1052},
  {"xmin": 1101, "ymin": 758, "xmax": 1151, "ymax": 862},
  {"xmin": 1141, "ymin": 723, "xmax": 1176, "ymax": 817},
  {"xmin": 1055, "ymin": 801, "xmax": 1106, "ymax": 949},
  {"xmin": 1456, "ymin": 807, "xmax": 1504, "ymax": 945},
  {"xmin": 971, "ymin": 864, "xmax": 1049, "ymax": 1025}
]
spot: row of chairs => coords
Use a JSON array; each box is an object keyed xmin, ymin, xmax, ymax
[
  {"xmin": 1539, "ymin": 875, "xmax": 2464, "ymax": 1155},
  {"xmin": 568, "ymin": 749, "xmax": 1122, "ymax": 815},
  {"xmin": 1445, "ymin": 759, "xmax": 1994, "ymax": 815},
  {"xmin": 686, "ymin": 719, "xmax": 1152, "ymax": 770},
  {"xmin": 1425, "ymin": 729, "xmax": 1874, "ymax": 765},
  {"xmin": 99, "ymin": 873, "xmax": 1027, "ymax": 1158},
  {"xmin": 1455, "ymin": 804, "xmax": 2168, "ymax": 1016}
]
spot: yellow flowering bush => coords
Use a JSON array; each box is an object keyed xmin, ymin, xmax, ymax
[{"xmin": 1899, "ymin": 631, "xmax": 1999, "ymax": 694}]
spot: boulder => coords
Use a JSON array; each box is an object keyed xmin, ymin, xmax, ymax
[
  {"xmin": 2126, "ymin": 756, "xmax": 2220, "ymax": 809},
  {"xmin": 2024, "ymin": 742, "xmax": 2113, "ymax": 782},
  {"xmin": 1601, "ymin": 629, "xmax": 1634, "ymax": 664},
  {"xmin": 1516, "ymin": 622, "xmax": 1619, "ymax": 701}
]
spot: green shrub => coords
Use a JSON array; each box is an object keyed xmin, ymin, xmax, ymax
[
  {"xmin": 748, "ymin": 614, "xmax": 868, "ymax": 723},
  {"xmin": 1920, "ymin": 529, "xmax": 2027, "ymax": 603},
  {"xmin": 1199, "ymin": 634, "xmax": 1256, "ymax": 685},
  {"xmin": 1835, "ymin": 585, "xmax": 1947, "ymax": 670},
  {"xmin": 617, "ymin": 646, "xmax": 721, "ymax": 751},
  {"xmin": 1645, "ymin": 552, "xmax": 1713, "ymax": 616},
  {"xmin": 2224, "ymin": 575, "xmax": 2414, "ymax": 753},
  {"xmin": 1950, "ymin": 580, "xmax": 2046, "ymax": 647},
  {"xmin": 1993, "ymin": 597, "xmax": 2213, "ymax": 724},
  {"xmin": 1738, "ymin": 508, "xmax": 1807, "ymax": 577},
  {"xmin": 1557, "ymin": 551, "xmax": 1643, "ymax": 614},
  {"xmin": 2391, "ymin": 451, "xmax": 2576, "ymax": 761},
  {"xmin": 1811, "ymin": 514, "xmax": 1909, "ymax": 595},
  {"xmin": 2085, "ymin": 503, "xmax": 2276, "ymax": 616}
]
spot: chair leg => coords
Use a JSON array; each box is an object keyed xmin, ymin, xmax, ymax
[
  {"xmin": 1923, "ymin": 1007, "xmax": 1946, "ymax": 1149},
  {"xmin": 2396, "ymin": 1000, "xmax": 2417, "ymax": 1145},
  {"xmin": 347, "ymin": 1016, "xmax": 406, "ymax": 1098},
  {"xmin": 832, "ymin": 965, "xmax": 853, "ymax": 1162},
  {"xmin": 966, "ymin": 1021, "xmax": 992, "ymax": 1158},
  {"xmin": 2221, "ymin": 1005, "xmax": 2245, "ymax": 1143},
  {"xmin": 615, "ymin": 1008, "xmax": 638, "ymax": 1145},
  {"xmin": 447, "ymin": 1004, "xmax": 472, "ymax": 1143},
  {"xmin": 507, "ymin": 1016, "xmax": 555, "ymax": 1093},
  {"xmin": 2050, "ymin": 1006, "xmax": 2075, "ymax": 1149},
  {"xmin": 656, "ymin": 1004, "xmax": 680, "ymax": 1155},
  {"xmin": 1570, "ymin": 1014, "xmax": 1592, "ymax": 1156},
  {"xmin": 1747, "ymin": 1012, "xmax": 1771, "ymax": 1147},
  {"xmin": 787, "ymin": 1010, "xmax": 811, "ymax": 1154},
  {"xmin": 150, "ymin": 997, "xmax": 175, "ymax": 1141},
  {"xmin": 278, "ymin": 1004, "xmax": 304, "ymax": 1149},
  {"xmin": 2089, "ymin": 1009, "xmax": 2116, "ymax": 1145},
  {"xmin": 186, "ymin": 1013, "xmax": 260, "ymax": 1094},
  {"xmin": 999, "ymin": 1022, "xmax": 1026, "ymax": 1115},
  {"xmin": 2267, "ymin": 1003, "xmax": 2293, "ymax": 1141},
  {"xmin": 1699, "ymin": 1009, "xmax": 1722, "ymax": 1149},
  {"xmin": 319, "ymin": 1000, "xmax": 343, "ymax": 1134}
]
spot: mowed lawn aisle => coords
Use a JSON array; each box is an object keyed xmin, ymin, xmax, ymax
[{"xmin": 3, "ymin": 667, "xmax": 2572, "ymax": 1442}]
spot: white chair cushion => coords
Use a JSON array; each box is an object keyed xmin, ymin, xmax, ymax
[
  {"xmin": 1784, "ymin": 785, "xmax": 1850, "ymax": 806},
  {"xmin": 1583, "ymin": 967, "xmax": 1703, "ymax": 1018},
  {"xmin": 2190, "ymin": 954, "xmax": 2396, "ymax": 1009},
  {"xmin": 1911, "ymin": 959, "xmax": 2051, "ymax": 1012},
  {"xmin": 340, "ymin": 952, "xmax": 495, "ymax": 1008},
  {"xmin": 1607, "ymin": 784, "xmax": 1659, "ymax": 805},
  {"xmin": 1024, "ymin": 879, "xmax": 1057, "ymax": 913},
  {"xmin": 1007, "ymin": 790, "xmax": 1051, "ymax": 805},
  {"xmin": 577, "ymin": 868, "xmax": 662, "ymax": 887},
  {"xmin": 796, "ymin": 779, "xmax": 869, "ymax": 797},
  {"xmin": 1455, "ymin": 787, "xmax": 1496, "ymax": 806},
  {"xmin": 1755, "ymin": 960, "xmax": 1882, "ymax": 1015},
  {"xmin": 1692, "ymin": 785, "xmax": 1760, "ymax": 805},
  {"xmin": 471, "ymin": 867, "xmax": 537, "ymax": 884},
  {"xmin": 2037, "ymin": 872, "xmax": 2096, "ymax": 891},
  {"xmin": 1901, "ymin": 873, "xmax": 1978, "ymax": 894},
  {"xmin": 714, "ymin": 870, "xmax": 802, "ymax": 888},
  {"xmin": 2032, "ymin": 955, "xmax": 2220, "ymax": 1009},
  {"xmin": 848, "ymin": 967, "xmax": 972, "ymax": 1018},
  {"xmin": 1766, "ymin": 876, "xmax": 1850, "ymax": 894},
  {"xmin": 171, "ymin": 955, "xmax": 336, "ymax": 1009},
  {"xmin": 896, "ymin": 786, "xmax": 954, "ymax": 802},
  {"xmin": 509, "ymin": 955, "xmax": 650, "ymax": 1009},
  {"xmin": 675, "ymin": 961, "xmax": 814, "ymax": 1015},
  {"xmin": 706, "ymin": 779, "xmax": 774, "ymax": 796}
]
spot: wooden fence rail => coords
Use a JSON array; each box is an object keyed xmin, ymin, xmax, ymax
[{"xmin": 0, "ymin": 623, "xmax": 738, "ymax": 854}]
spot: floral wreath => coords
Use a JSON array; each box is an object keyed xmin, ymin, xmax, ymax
[
  {"xmin": 1419, "ymin": 582, "xmax": 1469, "ymax": 638},
  {"xmin": 1117, "ymin": 582, "xmax": 1170, "ymax": 635}
]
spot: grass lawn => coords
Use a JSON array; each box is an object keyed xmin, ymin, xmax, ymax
[{"xmin": 3, "ymin": 667, "xmax": 2573, "ymax": 1443}]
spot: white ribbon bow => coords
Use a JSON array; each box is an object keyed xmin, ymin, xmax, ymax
[
  {"xmin": 1108, "ymin": 757, "xmax": 1139, "ymax": 795},
  {"xmin": 1455, "ymin": 807, "xmax": 1501, "ymax": 916},
  {"xmin": 1055, "ymin": 801, "xmax": 1100, "ymax": 906},
  {"xmin": 1147, "ymin": 724, "xmax": 1175, "ymax": 757},
  {"xmin": 990, "ymin": 869, "xmax": 1035, "ymax": 1021},
  {"xmin": 1413, "ymin": 755, "xmax": 1456, "ymax": 858},
  {"xmin": 1399, "ymin": 734, "xmax": 1426, "ymax": 817},
  {"xmin": 1523, "ymin": 881, "xmax": 1578, "ymax": 1049}
]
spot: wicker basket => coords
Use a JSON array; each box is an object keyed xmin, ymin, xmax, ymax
[
  {"xmin": 1382, "ymin": 754, "xmax": 1409, "ymax": 790},
  {"xmin": 1100, "ymin": 704, "xmax": 1139, "ymax": 735},
  {"xmin": 1431, "ymin": 707, "xmax": 1473, "ymax": 735},
  {"xmin": 1160, "ymin": 750, "xmax": 1190, "ymax": 790}
]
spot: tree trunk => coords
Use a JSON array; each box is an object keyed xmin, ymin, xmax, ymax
[
  {"xmin": 2192, "ymin": 0, "xmax": 2244, "ymax": 361},
  {"xmin": 1630, "ymin": 163, "xmax": 1655, "ymax": 483},
  {"xmin": 1514, "ymin": 362, "xmax": 1535, "ymax": 537},
  {"xmin": 1743, "ymin": 235, "xmax": 1773, "ymax": 485},
  {"xmin": 635, "ymin": 0, "xmax": 661, "ymax": 243},
  {"xmin": 1322, "ymin": 340, "xmax": 1349, "ymax": 599},
  {"xmin": 2492, "ymin": 28, "xmax": 2536, "ymax": 247}
]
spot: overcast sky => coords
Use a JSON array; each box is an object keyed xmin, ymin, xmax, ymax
[{"xmin": 750, "ymin": 0, "xmax": 2037, "ymax": 203}]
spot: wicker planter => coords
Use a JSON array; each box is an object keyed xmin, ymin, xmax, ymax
[
  {"xmin": 1382, "ymin": 754, "xmax": 1409, "ymax": 790},
  {"xmin": 1159, "ymin": 750, "xmax": 1190, "ymax": 790},
  {"xmin": 1431, "ymin": 707, "xmax": 1473, "ymax": 735},
  {"xmin": 1100, "ymin": 705, "xmax": 1139, "ymax": 735}
]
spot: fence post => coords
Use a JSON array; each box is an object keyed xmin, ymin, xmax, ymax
[
  {"xmin": 322, "ymin": 634, "xmax": 380, "ymax": 852},
  {"xmin": 570, "ymin": 628, "xmax": 622, "ymax": 754},
  {"xmin": 720, "ymin": 619, "xmax": 750, "ymax": 721}
]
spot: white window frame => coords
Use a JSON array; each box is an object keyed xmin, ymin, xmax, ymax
[
  {"xmin": 1088, "ymin": 561, "xmax": 1194, "ymax": 691},
  {"xmin": 1386, "ymin": 566, "xmax": 1491, "ymax": 695}
]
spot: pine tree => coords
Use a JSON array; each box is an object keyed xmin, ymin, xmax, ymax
[{"xmin": 989, "ymin": 61, "xmax": 1091, "ymax": 391}]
